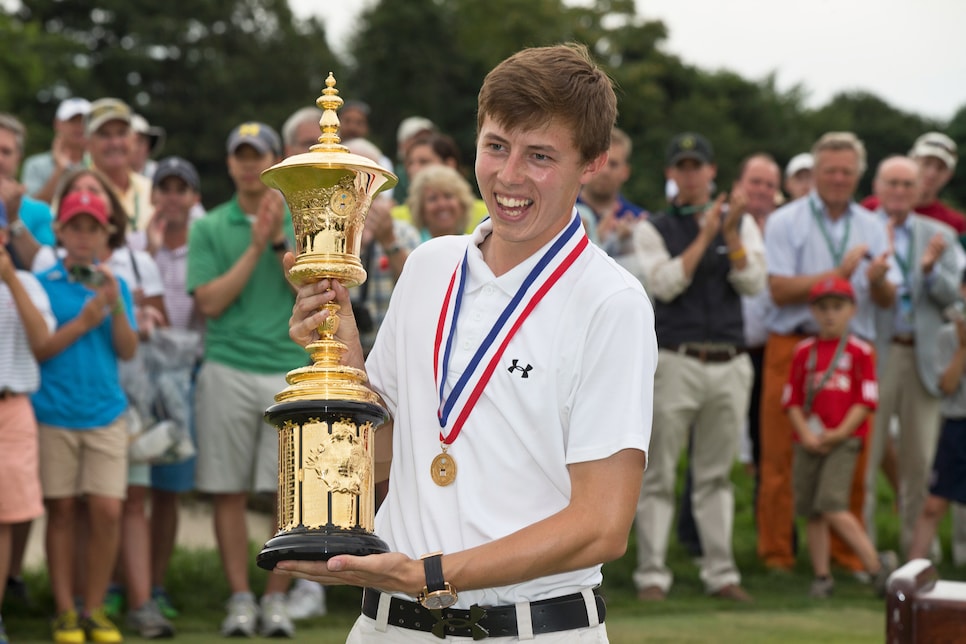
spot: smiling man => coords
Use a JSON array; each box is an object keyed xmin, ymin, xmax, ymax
[{"xmin": 280, "ymin": 43, "xmax": 656, "ymax": 642}]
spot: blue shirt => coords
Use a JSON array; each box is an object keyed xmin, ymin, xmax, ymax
[
  {"xmin": 31, "ymin": 260, "xmax": 137, "ymax": 429},
  {"xmin": 764, "ymin": 191, "xmax": 899, "ymax": 340},
  {"xmin": 20, "ymin": 196, "xmax": 55, "ymax": 246}
]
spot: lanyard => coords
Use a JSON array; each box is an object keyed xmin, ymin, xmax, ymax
[
  {"xmin": 892, "ymin": 224, "xmax": 912, "ymax": 285},
  {"xmin": 809, "ymin": 197, "xmax": 850, "ymax": 266},
  {"xmin": 804, "ymin": 334, "xmax": 849, "ymax": 415},
  {"xmin": 433, "ymin": 215, "xmax": 588, "ymax": 445}
]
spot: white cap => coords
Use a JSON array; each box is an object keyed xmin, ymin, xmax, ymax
[
  {"xmin": 910, "ymin": 132, "xmax": 957, "ymax": 171},
  {"xmin": 55, "ymin": 97, "xmax": 91, "ymax": 122},
  {"xmin": 396, "ymin": 116, "xmax": 435, "ymax": 146},
  {"xmin": 785, "ymin": 152, "xmax": 814, "ymax": 178}
]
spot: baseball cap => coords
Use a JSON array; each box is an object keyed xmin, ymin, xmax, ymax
[
  {"xmin": 153, "ymin": 156, "xmax": 200, "ymax": 192},
  {"xmin": 58, "ymin": 191, "xmax": 111, "ymax": 227},
  {"xmin": 56, "ymin": 97, "xmax": 91, "ymax": 122},
  {"xmin": 396, "ymin": 116, "xmax": 436, "ymax": 146},
  {"xmin": 86, "ymin": 98, "xmax": 132, "ymax": 136},
  {"xmin": 910, "ymin": 132, "xmax": 957, "ymax": 171},
  {"xmin": 666, "ymin": 132, "xmax": 714, "ymax": 166},
  {"xmin": 226, "ymin": 122, "xmax": 281, "ymax": 156},
  {"xmin": 785, "ymin": 152, "xmax": 814, "ymax": 178},
  {"xmin": 808, "ymin": 276, "xmax": 855, "ymax": 303},
  {"xmin": 131, "ymin": 114, "xmax": 166, "ymax": 156}
]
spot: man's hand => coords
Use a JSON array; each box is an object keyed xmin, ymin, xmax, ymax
[
  {"xmin": 722, "ymin": 189, "xmax": 746, "ymax": 238},
  {"xmin": 800, "ymin": 430, "xmax": 829, "ymax": 455},
  {"xmin": 698, "ymin": 193, "xmax": 727, "ymax": 241},
  {"xmin": 838, "ymin": 244, "xmax": 869, "ymax": 279},
  {"xmin": 0, "ymin": 244, "xmax": 16, "ymax": 284},
  {"xmin": 52, "ymin": 135, "xmax": 73, "ymax": 171},
  {"xmin": 865, "ymin": 250, "xmax": 890, "ymax": 286},
  {"xmin": 921, "ymin": 232, "xmax": 947, "ymax": 274},
  {"xmin": 0, "ymin": 175, "xmax": 26, "ymax": 218},
  {"xmin": 276, "ymin": 552, "xmax": 423, "ymax": 596},
  {"xmin": 251, "ymin": 189, "xmax": 286, "ymax": 250}
]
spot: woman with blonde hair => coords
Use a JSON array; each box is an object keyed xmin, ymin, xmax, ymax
[{"xmin": 406, "ymin": 164, "xmax": 475, "ymax": 241}]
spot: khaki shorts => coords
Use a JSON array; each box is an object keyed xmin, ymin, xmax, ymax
[
  {"xmin": 38, "ymin": 416, "xmax": 129, "ymax": 499},
  {"xmin": 793, "ymin": 437, "xmax": 862, "ymax": 518},
  {"xmin": 194, "ymin": 361, "xmax": 286, "ymax": 494}
]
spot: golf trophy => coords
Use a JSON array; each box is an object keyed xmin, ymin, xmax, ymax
[{"xmin": 256, "ymin": 74, "xmax": 396, "ymax": 570}]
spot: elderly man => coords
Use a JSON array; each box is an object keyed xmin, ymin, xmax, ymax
[
  {"xmin": 21, "ymin": 97, "xmax": 90, "ymax": 204},
  {"xmin": 86, "ymin": 98, "xmax": 154, "ymax": 234},
  {"xmin": 633, "ymin": 133, "xmax": 764, "ymax": 602},
  {"xmin": 863, "ymin": 156, "xmax": 963, "ymax": 556},
  {"xmin": 758, "ymin": 132, "xmax": 899, "ymax": 572},
  {"xmin": 863, "ymin": 132, "xmax": 966, "ymax": 237}
]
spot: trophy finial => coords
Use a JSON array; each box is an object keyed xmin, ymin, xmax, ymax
[{"xmin": 313, "ymin": 72, "xmax": 348, "ymax": 153}]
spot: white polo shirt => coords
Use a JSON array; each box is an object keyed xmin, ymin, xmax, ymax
[{"xmin": 367, "ymin": 212, "xmax": 656, "ymax": 608}]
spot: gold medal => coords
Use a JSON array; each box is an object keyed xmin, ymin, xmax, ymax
[{"xmin": 431, "ymin": 449, "xmax": 457, "ymax": 486}]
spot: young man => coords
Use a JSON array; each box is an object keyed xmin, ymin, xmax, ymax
[
  {"xmin": 280, "ymin": 43, "xmax": 655, "ymax": 642},
  {"xmin": 783, "ymin": 277, "xmax": 896, "ymax": 598},
  {"xmin": 33, "ymin": 191, "xmax": 139, "ymax": 643},
  {"xmin": 187, "ymin": 123, "xmax": 304, "ymax": 638},
  {"xmin": 0, "ymin": 199, "xmax": 55, "ymax": 644}
]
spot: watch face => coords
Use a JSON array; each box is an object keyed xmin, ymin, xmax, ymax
[{"xmin": 420, "ymin": 590, "xmax": 458, "ymax": 610}]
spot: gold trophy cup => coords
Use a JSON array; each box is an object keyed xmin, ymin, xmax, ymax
[{"xmin": 256, "ymin": 74, "xmax": 396, "ymax": 570}]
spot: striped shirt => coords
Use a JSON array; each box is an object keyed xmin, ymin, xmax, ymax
[{"xmin": 0, "ymin": 271, "xmax": 57, "ymax": 394}]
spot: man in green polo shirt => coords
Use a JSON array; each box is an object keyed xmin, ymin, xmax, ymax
[{"xmin": 186, "ymin": 121, "xmax": 304, "ymax": 638}]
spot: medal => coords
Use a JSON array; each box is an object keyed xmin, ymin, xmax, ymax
[
  {"xmin": 430, "ymin": 448, "xmax": 457, "ymax": 486},
  {"xmin": 431, "ymin": 214, "xmax": 588, "ymax": 486}
]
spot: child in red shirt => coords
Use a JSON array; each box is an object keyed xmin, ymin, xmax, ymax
[{"xmin": 782, "ymin": 276, "xmax": 897, "ymax": 598}]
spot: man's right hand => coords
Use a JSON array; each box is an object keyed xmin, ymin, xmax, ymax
[{"xmin": 838, "ymin": 244, "xmax": 869, "ymax": 279}]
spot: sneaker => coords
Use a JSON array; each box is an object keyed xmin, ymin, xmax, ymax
[
  {"xmin": 285, "ymin": 581, "xmax": 327, "ymax": 620},
  {"xmin": 151, "ymin": 588, "xmax": 179, "ymax": 620},
  {"xmin": 873, "ymin": 550, "xmax": 899, "ymax": 597},
  {"xmin": 809, "ymin": 576, "xmax": 835, "ymax": 599},
  {"xmin": 259, "ymin": 593, "xmax": 295, "ymax": 638},
  {"xmin": 81, "ymin": 608, "xmax": 122, "ymax": 643},
  {"xmin": 126, "ymin": 600, "xmax": 175, "ymax": 639},
  {"xmin": 636, "ymin": 585, "xmax": 667, "ymax": 601},
  {"xmin": 51, "ymin": 609, "xmax": 85, "ymax": 644},
  {"xmin": 221, "ymin": 592, "xmax": 258, "ymax": 638},
  {"xmin": 102, "ymin": 587, "xmax": 124, "ymax": 620}
]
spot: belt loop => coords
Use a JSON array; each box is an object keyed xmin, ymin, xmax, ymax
[
  {"xmin": 375, "ymin": 591, "xmax": 391, "ymax": 632},
  {"xmin": 515, "ymin": 601, "xmax": 534, "ymax": 640},
  {"xmin": 581, "ymin": 588, "xmax": 599, "ymax": 628}
]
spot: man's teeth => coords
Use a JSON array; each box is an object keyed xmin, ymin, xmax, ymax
[{"xmin": 496, "ymin": 196, "xmax": 532, "ymax": 208}]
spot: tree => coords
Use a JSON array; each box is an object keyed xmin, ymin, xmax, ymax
[{"xmin": 10, "ymin": 0, "xmax": 340, "ymax": 205}]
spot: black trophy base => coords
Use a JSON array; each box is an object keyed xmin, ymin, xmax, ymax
[{"xmin": 257, "ymin": 527, "xmax": 390, "ymax": 570}]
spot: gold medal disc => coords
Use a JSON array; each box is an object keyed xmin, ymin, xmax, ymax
[{"xmin": 431, "ymin": 452, "xmax": 457, "ymax": 486}]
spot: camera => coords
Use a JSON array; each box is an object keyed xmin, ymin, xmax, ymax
[{"xmin": 69, "ymin": 265, "xmax": 106, "ymax": 288}]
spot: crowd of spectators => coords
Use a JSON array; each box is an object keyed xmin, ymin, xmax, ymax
[{"xmin": 1, "ymin": 85, "xmax": 965, "ymax": 643}]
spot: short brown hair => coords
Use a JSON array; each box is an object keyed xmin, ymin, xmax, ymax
[{"xmin": 477, "ymin": 43, "xmax": 617, "ymax": 163}]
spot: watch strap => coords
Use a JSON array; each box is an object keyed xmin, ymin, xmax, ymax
[
  {"xmin": 422, "ymin": 553, "xmax": 445, "ymax": 593},
  {"xmin": 271, "ymin": 239, "xmax": 289, "ymax": 253},
  {"xmin": 9, "ymin": 219, "xmax": 27, "ymax": 237}
]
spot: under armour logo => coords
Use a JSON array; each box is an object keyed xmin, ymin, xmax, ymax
[
  {"xmin": 507, "ymin": 359, "xmax": 533, "ymax": 378},
  {"xmin": 429, "ymin": 606, "xmax": 489, "ymax": 640}
]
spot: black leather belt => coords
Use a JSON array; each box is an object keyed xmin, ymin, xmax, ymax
[
  {"xmin": 665, "ymin": 343, "xmax": 744, "ymax": 363},
  {"xmin": 361, "ymin": 587, "xmax": 605, "ymax": 640}
]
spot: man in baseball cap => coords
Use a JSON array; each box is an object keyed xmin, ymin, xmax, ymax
[
  {"xmin": 153, "ymin": 156, "xmax": 200, "ymax": 193},
  {"xmin": 85, "ymin": 98, "xmax": 153, "ymax": 234},
  {"xmin": 226, "ymin": 122, "xmax": 282, "ymax": 157},
  {"xmin": 784, "ymin": 152, "xmax": 814, "ymax": 201},
  {"xmin": 21, "ymin": 99, "xmax": 91, "ymax": 203}
]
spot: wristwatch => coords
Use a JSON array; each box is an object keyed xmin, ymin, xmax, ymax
[
  {"xmin": 9, "ymin": 219, "xmax": 27, "ymax": 238},
  {"xmin": 417, "ymin": 552, "xmax": 458, "ymax": 610},
  {"xmin": 271, "ymin": 239, "xmax": 290, "ymax": 253}
]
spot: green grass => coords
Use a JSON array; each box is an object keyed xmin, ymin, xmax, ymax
[{"xmin": 4, "ymin": 466, "xmax": 963, "ymax": 642}]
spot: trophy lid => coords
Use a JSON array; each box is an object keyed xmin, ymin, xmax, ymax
[{"xmin": 261, "ymin": 73, "xmax": 397, "ymax": 191}]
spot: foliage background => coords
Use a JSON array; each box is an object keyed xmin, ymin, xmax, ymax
[{"xmin": 3, "ymin": 0, "xmax": 965, "ymax": 209}]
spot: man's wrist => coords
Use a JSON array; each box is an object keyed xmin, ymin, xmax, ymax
[
  {"xmin": 271, "ymin": 238, "xmax": 290, "ymax": 253},
  {"xmin": 8, "ymin": 219, "xmax": 27, "ymax": 238}
]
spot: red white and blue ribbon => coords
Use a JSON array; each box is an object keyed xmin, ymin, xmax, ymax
[{"xmin": 432, "ymin": 213, "xmax": 589, "ymax": 446}]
